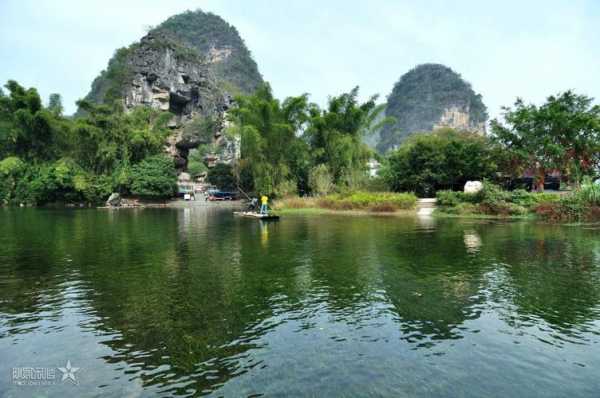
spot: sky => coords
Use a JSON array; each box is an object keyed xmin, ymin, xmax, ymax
[{"xmin": 1, "ymin": 0, "xmax": 599, "ymax": 118}]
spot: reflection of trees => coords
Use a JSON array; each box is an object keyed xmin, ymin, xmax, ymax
[
  {"xmin": 75, "ymin": 208, "xmax": 292, "ymax": 395},
  {"xmin": 479, "ymin": 223, "xmax": 600, "ymax": 331},
  {"xmin": 374, "ymin": 219, "xmax": 488, "ymax": 345},
  {"xmin": 0, "ymin": 209, "xmax": 85, "ymax": 334},
  {"xmin": 3, "ymin": 209, "xmax": 600, "ymax": 395}
]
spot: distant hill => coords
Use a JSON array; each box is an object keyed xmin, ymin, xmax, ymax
[{"xmin": 377, "ymin": 64, "xmax": 488, "ymax": 153}]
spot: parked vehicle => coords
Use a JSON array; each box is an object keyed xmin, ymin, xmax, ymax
[
  {"xmin": 509, "ymin": 175, "xmax": 560, "ymax": 191},
  {"xmin": 177, "ymin": 184, "xmax": 194, "ymax": 198},
  {"xmin": 206, "ymin": 190, "xmax": 238, "ymax": 201}
]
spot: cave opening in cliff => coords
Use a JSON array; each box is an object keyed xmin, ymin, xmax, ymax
[
  {"xmin": 169, "ymin": 92, "xmax": 188, "ymax": 115},
  {"xmin": 190, "ymin": 87, "xmax": 199, "ymax": 106}
]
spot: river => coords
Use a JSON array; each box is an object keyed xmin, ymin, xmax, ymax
[{"xmin": 1, "ymin": 207, "xmax": 599, "ymax": 397}]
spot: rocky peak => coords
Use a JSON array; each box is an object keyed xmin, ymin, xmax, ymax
[
  {"xmin": 79, "ymin": 10, "xmax": 263, "ymax": 171},
  {"xmin": 376, "ymin": 64, "xmax": 488, "ymax": 153},
  {"xmin": 123, "ymin": 31, "xmax": 229, "ymax": 124}
]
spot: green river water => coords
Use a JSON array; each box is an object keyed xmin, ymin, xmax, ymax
[{"xmin": 1, "ymin": 207, "xmax": 600, "ymax": 397}]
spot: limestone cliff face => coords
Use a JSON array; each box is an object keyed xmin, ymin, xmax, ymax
[
  {"xmin": 433, "ymin": 105, "xmax": 486, "ymax": 133},
  {"xmin": 120, "ymin": 32, "xmax": 235, "ymax": 168},
  {"xmin": 79, "ymin": 10, "xmax": 263, "ymax": 171}
]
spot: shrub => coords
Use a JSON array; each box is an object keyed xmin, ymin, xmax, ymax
[
  {"xmin": 309, "ymin": 164, "xmax": 334, "ymax": 196},
  {"xmin": 0, "ymin": 157, "xmax": 26, "ymax": 204},
  {"xmin": 436, "ymin": 190, "xmax": 467, "ymax": 207},
  {"xmin": 535, "ymin": 194, "xmax": 586, "ymax": 222},
  {"xmin": 442, "ymin": 202, "xmax": 478, "ymax": 215},
  {"xmin": 207, "ymin": 163, "xmax": 236, "ymax": 190},
  {"xmin": 274, "ymin": 179, "xmax": 297, "ymax": 197},
  {"xmin": 273, "ymin": 196, "xmax": 318, "ymax": 209},
  {"xmin": 382, "ymin": 129, "xmax": 498, "ymax": 197},
  {"xmin": 361, "ymin": 176, "xmax": 389, "ymax": 192},
  {"xmin": 316, "ymin": 191, "xmax": 417, "ymax": 212},
  {"xmin": 130, "ymin": 155, "xmax": 177, "ymax": 198},
  {"xmin": 578, "ymin": 178, "xmax": 600, "ymax": 206},
  {"xmin": 510, "ymin": 189, "xmax": 537, "ymax": 207}
]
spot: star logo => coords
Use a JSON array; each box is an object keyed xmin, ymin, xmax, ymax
[{"xmin": 57, "ymin": 360, "xmax": 80, "ymax": 384}]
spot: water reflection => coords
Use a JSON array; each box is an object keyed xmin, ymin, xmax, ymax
[
  {"xmin": 1, "ymin": 209, "xmax": 600, "ymax": 397},
  {"xmin": 464, "ymin": 230, "xmax": 482, "ymax": 254}
]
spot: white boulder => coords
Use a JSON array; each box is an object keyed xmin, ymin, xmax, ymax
[
  {"xmin": 464, "ymin": 181, "xmax": 483, "ymax": 194},
  {"xmin": 106, "ymin": 193, "xmax": 121, "ymax": 207}
]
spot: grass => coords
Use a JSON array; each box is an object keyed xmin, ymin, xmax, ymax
[{"xmin": 274, "ymin": 191, "xmax": 418, "ymax": 214}]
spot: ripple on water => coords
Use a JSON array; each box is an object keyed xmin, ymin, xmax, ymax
[{"xmin": 1, "ymin": 210, "xmax": 600, "ymax": 397}]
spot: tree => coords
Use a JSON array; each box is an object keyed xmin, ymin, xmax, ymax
[
  {"xmin": 71, "ymin": 101, "xmax": 171, "ymax": 173},
  {"xmin": 491, "ymin": 91, "xmax": 600, "ymax": 189},
  {"xmin": 308, "ymin": 164, "xmax": 334, "ymax": 196},
  {"xmin": 130, "ymin": 155, "xmax": 177, "ymax": 197},
  {"xmin": 0, "ymin": 156, "xmax": 25, "ymax": 203},
  {"xmin": 230, "ymin": 83, "xmax": 311, "ymax": 195},
  {"xmin": 381, "ymin": 128, "xmax": 497, "ymax": 197},
  {"xmin": 0, "ymin": 80, "xmax": 63, "ymax": 160},
  {"xmin": 48, "ymin": 93, "xmax": 64, "ymax": 116},
  {"xmin": 306, "ymin": 87, "xmax": 387, "ymax": 186},
  {"xmin": 187, "ymin": 147, "xmax": 208, "ymax": 178},
  {"xmin": 207, "ymin": 163, "xmax": 236, "ymax": 190}
]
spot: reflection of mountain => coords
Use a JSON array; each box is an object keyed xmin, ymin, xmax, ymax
[
  {"xmin": 2, "ymin": 211, "xmax": 600, "ymax": 395},
  {"xmin": 374, "ymin": 222, "xmax": 488, "ymax": 344}
]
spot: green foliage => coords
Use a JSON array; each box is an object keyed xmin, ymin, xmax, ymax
[
  {"xmin": 437, "ymin": 182, "xmax": 561, "ymax": 217},
  {"xmin": 72, "ymin": 102, "xmax": 171, "ymax": 173},
  {"xmin": 232, "ymin": 83, "xmax": 310, "ymax": 195},
  {"xmin": 436, "ymin": 190, "xmax": 468, "ymax": 207},
  {"xmin": 181, "ymin": 116, "xmax": 217, "ymax": 147},
  {"xmin": 130, "ymin": 155, "xmax": 177, "ymax": 198},
  {"xmin": 0, "ymin": 80, "xmax": 66, "ymax": 161},
  {"xmin": 577, "ymin": 178, "xmax": 600, "ymax": 206},
  {"xmin": 273, "ymin": 179, "xmax": 297, "ymax": 197},
  {"xmin": 317, "ymin": 191, "xmax": 417, "ymax": 212},
  {"xmin": 187, "ymin": 148, "xmax": 208, "ymax": 178},
  {"xmin": 48, "ymin": 93, "xmax": 63, "ymax": 116},
  {"xmin": 232, "ymin": 84, "xmax": 381, "ymax": 196},
  {"xmin": 306, "ymin": 86, "xmax": 378, "ymax": 185},
  {"xmin": 308, "ymin": 164, "xmax": 334, "ymax": 196},
  {"xmin": 0, "ymin": 156, "xmax": 26, "ymax": 204},
  {"xmin": 491, "ymin": 91, "xmax": 600, "ymax": 187},
  {"xmin": 206, "ymin": 163, "xmax": 235, "ymax": 190},
  {"xmin": 0, "ymin": 80, "xmax": 175, "ymax": 205},
  {"xmin": 378, "ymin": 64, "xmax": 488, "ymax": 152},
  {"xmin": 3, "ymin": 159, "xmax": 106, "ymax": 205},
  {"xmin": 382, "ymin": 128, "xmax": 497, "ymax": 197}
]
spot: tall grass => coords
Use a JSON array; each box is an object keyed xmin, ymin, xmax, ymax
[{"xmin": 274, "ymin": 192, "xmax": 417, "ymax": 212}]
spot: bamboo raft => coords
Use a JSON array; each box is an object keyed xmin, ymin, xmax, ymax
[{"xmin": 233, "ymin": 211, "xmax": 280, "ymax": 221}]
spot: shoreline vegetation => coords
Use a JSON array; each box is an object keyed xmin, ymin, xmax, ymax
[
  {"xmin": 273, "ymin": 192, "xmax": 417, "ymax": 213},
  {"xmin": 434, "ymin": 180, "xmax": 600, "ymax": 223},
  {"xmin": 1, "ymin": 80, "xmax": 599, "ymax": 226}
]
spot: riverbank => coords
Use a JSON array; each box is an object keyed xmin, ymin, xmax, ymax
[{"xmin": 435, "ymin": 182, "xmax": 600, "ymax": 223}]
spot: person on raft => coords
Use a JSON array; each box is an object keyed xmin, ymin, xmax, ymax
[
  {"xmin": 260, "ymin": 195, "xmax": 269, "ymax": 215},
  {"xmin": 247, "ymin": 197, "xmax": 258, "ymax": 211}
]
